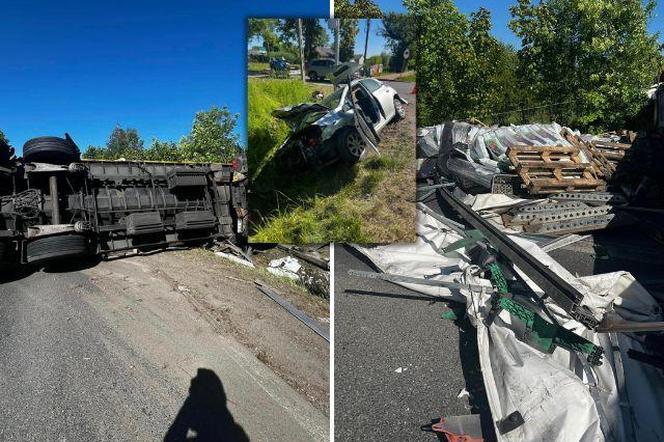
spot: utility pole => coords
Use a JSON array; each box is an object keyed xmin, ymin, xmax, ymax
[
  {"xmin": 297, "ymin": 19, "xmax": 305, "ymax": 82},
  {"xmin": 363, "ymin": 19, "xmax": 370, "ymax": 67},
  {"xmin": 335, "ymin": 19, "xmax": 340, "ymax": 66}
]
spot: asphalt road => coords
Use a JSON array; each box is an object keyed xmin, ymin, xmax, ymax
[
  {"xmin": 383, "ymin": 80, "xmax": 416, "ymax": 104},
  {"xmin": 334, "ymin": 244, "xmax": 494, "ymax": 442},
  {"xmin": 0, "ymin": 256, "xmax": 327, "ymax": 441}
]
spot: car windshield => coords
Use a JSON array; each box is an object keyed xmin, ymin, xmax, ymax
[{"xmin": 319, "ymin": 86, "xmax": 346, "ymax": 109}]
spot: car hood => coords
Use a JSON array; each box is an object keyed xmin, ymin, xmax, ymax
[{"xmin": 272, "ymin": 103, "xmax": 331, "ymax": 133}]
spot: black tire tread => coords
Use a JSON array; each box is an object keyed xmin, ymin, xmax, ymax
[
  {"xmin": 23, "ymin": 134, "xmax": 80, "ymax": 165},
  {"xmin": 26, "ymin": 234, "xmax": 90, "ymax": 263}
]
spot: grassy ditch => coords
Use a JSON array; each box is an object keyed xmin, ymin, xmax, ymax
[{"xmin": 248, "ymin": 77, "xmax": 416, "ymax": 244}]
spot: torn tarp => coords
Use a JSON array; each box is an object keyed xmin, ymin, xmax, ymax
[{"xmin": 352, "ymin": 206, "xmax": 664, "ymax": 442}]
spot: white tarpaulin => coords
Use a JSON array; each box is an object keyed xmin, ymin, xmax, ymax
[{"xmin": 354, "ymin": 205, "xmax": 664, "ymax": 442}]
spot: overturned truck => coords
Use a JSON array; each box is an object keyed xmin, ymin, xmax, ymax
[{"xmin": 0, "ymin": 134, "xmax": 248, "ymax": 266}]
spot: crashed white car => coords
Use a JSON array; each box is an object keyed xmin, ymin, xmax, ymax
[{"xmin": 272, "ymin": 78, "xmax": 408, "ymax": 169}]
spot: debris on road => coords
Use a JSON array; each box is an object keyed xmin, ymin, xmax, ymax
[
  {"xmin": 255, "ymin": 280, "xmax": 330, "ymax": 343},
  {"xmin": 349, "ymin": 203, "xmax": 664, "ymax": 441}
]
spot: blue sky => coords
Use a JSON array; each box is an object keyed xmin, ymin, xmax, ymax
[
  {"xmin": 1, "ymin": 0, "xmax": 328, "ymax": 154},
  {"xmin": 373, "ymin": 0, "xmax": 664, "ymax": 47}
]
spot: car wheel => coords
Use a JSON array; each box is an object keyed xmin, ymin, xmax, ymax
[
  {"xmin": 308, "ymin": 71, "xmax": 318, "ymax": 81},
  {"xmin": 23, "ymin": 134, "xmax": 80, "ymax": 165},
  {"xmin": 392, "ymin": 98, "xmax": 406, "ymax": 122},
  {"xmin": 337, "ymin": 128, "xmax": 365, "ymax": 164},
  {"xmin": 26, "ymin": 233, "xmax": 91, "ymax": 264}
]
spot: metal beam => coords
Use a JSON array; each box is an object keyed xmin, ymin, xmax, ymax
[{"xmin": 438, "ymin": 187, "xmax": 600, "ymax": 329}]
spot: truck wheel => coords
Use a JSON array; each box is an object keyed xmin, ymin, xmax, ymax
[
  {"xmin": 308, "ymin": 71, "xmax": 318, "ymax": 81},
  {"xmin": 392, "ymin": 97, "xmax": 406, "ymax": 122},
  {"xmin": 337, "ymin": 128, "xmax": 365, "ymax": 164},
  {"xmin": 23, "ymin": 134, "xmax": 80, "ymax": 165},
  {"xmin": 26, "ymin": 234, "xmax": 90, "ymax": 264}
]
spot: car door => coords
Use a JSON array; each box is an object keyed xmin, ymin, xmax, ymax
[
  {"xmin": 361, "ymin": 79, "xmax": 396, "ymax": 125},
  {"xmin": 357, "ymin": 79, "xmax": 390, "ymax": 131},
  {"xmin": 346, "ymin": 80, "xmax": 380, "ymax": 155}
]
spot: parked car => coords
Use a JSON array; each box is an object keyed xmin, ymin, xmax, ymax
[
  {"xmin": 304, "ymin": 58, "xmax": 336, "ymax": 82},
  {"xmin": 271, "ymin": 78, "xmax": 408, "ymax": 169},
  {"xmin": 0, "ymin": 134, "xmax": 248, "ymax": 266}
]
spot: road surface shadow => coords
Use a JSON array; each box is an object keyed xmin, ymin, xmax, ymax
[
  {"xmin": 1, "ymin": 255, "xmax": 103, "ymax": 283},
  {"xmin": 164, "ymin": 368, "xmax": 249, "ymax": 442}
]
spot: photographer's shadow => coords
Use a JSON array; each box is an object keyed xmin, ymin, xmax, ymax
[{"xmin": 164, "ymin": 368, "xmax": 249, "ymax": 442}]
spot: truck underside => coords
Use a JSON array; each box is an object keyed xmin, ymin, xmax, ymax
[{"xmin": 0, "ymin": 135, "xmax": 248, "ymax": 265}]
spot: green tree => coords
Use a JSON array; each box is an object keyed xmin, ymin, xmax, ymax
[
  {"xmin": 179, "ymin": 106, "xmax": 241, "ymax": 162},
  {"xmin": 338, "ymin": 19, "xmax": 359, "ymax": 62},
  {"xmin": 107, "ymin": 126, "xmax": 144, "ymax": 158},
  {"xmin": 144, "ymin": 139, "xmax": 182, "ymax": 162},
  {"xmin": 335, "ymin": 0, "xmax": 383, "ymax": 18},
  {"xmin": 249, "ymin": 18, "xmax": 280, "ymax": 59},
  {"xmin": 405, "ymin": 0, "xmax": 481, "ymax": 125},
  {"xmin": 380, "ymin": 13, "xmax": 417, "ymax": 72},
  {"xmin": 510, "ymin": 0, "xmax": 663, "ymax": 130},
  {"xmin": 0, "ymin": 130, "xmax": 9, "ymax": 145}
]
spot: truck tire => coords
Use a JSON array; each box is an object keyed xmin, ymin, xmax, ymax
[
  {"xmin": 337, "ymin": 127, "xmax": 365, "ymax": 164},
  {"xmin": 308, "ymin": 71, "xmax": 318, "ymax": 81},
  {"xmin": 23, "ymin": 134, "xmax": 80, "ymax": 165},
  {"xmin": 26, "ymin": 234, "xmax": 90, "ymax": 264}
]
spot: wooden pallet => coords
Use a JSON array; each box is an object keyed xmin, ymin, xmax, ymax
[{"xmin": 507, "ymin": 144, "xmax": 605, "ymax": 194}]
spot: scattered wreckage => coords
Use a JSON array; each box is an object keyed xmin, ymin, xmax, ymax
[
  {"xmin": 417, "ymin": 117, "xmax": 664, "ymax": 236},
  {"xmin": 272, "ymin": 77, "xmax": 407, "ymax": 169},
  {"xmin": 349, "ymin": 95, "xmax": 664, "ymax": 440},
  {"xmin": 0, "ymin": 134, "xmax": 248, "ymax": 266},
  {"xmin": 350, "ymin": 197, "xmax": 664, "ymax": 441}
]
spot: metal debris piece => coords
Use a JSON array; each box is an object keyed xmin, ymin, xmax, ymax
[
  {"xmin": 438, "ymin": 186, "xmax": 600, "ymax": 329},
  {"xmin": 347, "ymin": 269, "xmax": 491, "ymax": 292},
  {"xmin": 276, "ymin": 244, "xmax": 330, "ymax": 270},
  {"xmin": 549, "ymin": 191, "xmax": 627, "ymax": 205},
  {"xmin": 540, "ymin": 234, "xmax": 591, "ymax": 252},
  {"xmin": 254, "ymin": 280, "xmax": 329, "ymax": 343},
  {"xmin": 525, "ymin": 213, "xmax": 617, "ymax": 235}
]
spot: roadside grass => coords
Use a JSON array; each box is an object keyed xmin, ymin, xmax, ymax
[
  {"xmin": 248, "ymin": 77, "xmax": 416, "ymax": 243},
  {"xmin": 248, "ymin": 62, "xmax": 269, "ymax": 73}
]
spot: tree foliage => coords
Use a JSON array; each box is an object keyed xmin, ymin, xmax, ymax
[
  {"xmin": 337, "ymin": 19, "xmax": 359, "ymax": 62},
  {"xmin": 335, "ymin": 0, "xmax": 384, "ymax": 18},
  {"xmin": 248, "ymin": 18, "xmax": 280, "ymax": 57},
  {"xmin": 380, "ymin": 13, "xmax": 417, "ymax": 72},
  {"xmin": 406, "ymin": 0, "xmax": 518, "ymax": 125},
  {"xmin": 83, "ymin": 106, "xmax": 241, "ymax": 163},
  {"xmin": 410, "ymin": 0, "xmax": 662, "ymax": 131},
  {"xmin": 179, "ymin": 107, "xmax": 241, "ymax": 162},
  {"xmin": 0, "ymin": 130, "xmax": 8, "ymax": 145},
  {"xmin": 510, "ymin": 0, "xmax": 663, "ymax": 130}
]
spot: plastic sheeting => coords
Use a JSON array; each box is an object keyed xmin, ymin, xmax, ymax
[{"xmin": 353, "ymin": 205, "xmax": 664, "ymax": 442}]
